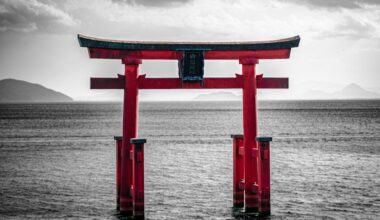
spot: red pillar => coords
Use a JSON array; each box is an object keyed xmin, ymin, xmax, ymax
[
  {"xmin": 131, "ymin": 138, "xmax": 146, "ymax": 219},
  {"xmin": 232, "ymin": 134, "xmax": 244, "ymax": 208},
  {"xmin": 257, "ymin": 137, "xmax": 272, "ymax": 215},
  {"xmin": 240, "ymin": 58, "xmax": 259, "ymax": 213},
  {"xmin": 114, "ymin": 136, "xmax": 122, "ymax": 210},
  {"xmin": 120, "ymin": 58, "xmax": 141, "ymax": 215}
]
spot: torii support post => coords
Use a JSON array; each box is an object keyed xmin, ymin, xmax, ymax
[
  {"xmin": 257, "ymin": 137, "xmax": 272, "ymax": 215},
  {"xmin": 130, "ymin": 138, "xmax": 146, "ymax": 219},
  {"xmin": 114, "ymin": 136, "xmax": 122, "ymax": 210},
  {"xmin": 241, "ymin": 58, "xmax": 260, "ymax": 213},
  {"xmin": 232, "ymin": 134, "xmax": 245, "ymax": 208},
  {"xmin": 120, "ymin": 58, "xmax": 141, "ymax": 215}
]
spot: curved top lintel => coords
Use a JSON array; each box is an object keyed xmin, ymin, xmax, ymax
[{"xmin": 78, "ymin": 34, "xmax": 300, "ymax": 51}]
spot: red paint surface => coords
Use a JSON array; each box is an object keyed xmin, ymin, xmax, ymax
[
  {"xmin": 258, "ymin": 141, "xmax": 271, "ymax": 214},
  {"xmin": 241, "ymin": 58, "xmax": 259, "ymax": 213},
  {"xmin": 132, "ymin": 143, "xmax": 145, "ymax": 219},
  {"xmin": 90, "ymin": 76, "xmax": 288, "ymax": 89},
  {"xmin": 232, "ymin": 136, "xmax": 244, "ymax": 207},
  {"xmin": 120, "ymin": 58, "xmax": 141, "ymax": 215},
  {"xmin": 116, "ymin": 139, "xmax": 122, "ymax": 209},
  {"xmin": 88, "ymin": 48, "xmax": 291, "ymax": 60}
]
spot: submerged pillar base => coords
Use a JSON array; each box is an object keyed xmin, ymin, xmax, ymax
[{"xmin": 119, "ymin": 198, "xmax": 133, "ymax": 216}]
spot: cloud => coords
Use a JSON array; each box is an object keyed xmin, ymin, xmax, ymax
[
  {"xmin": 0, "ymin": 0, "xmax": 77, "ymax": 33},
  {"xmin": 0, "ymin": 0, "xmax": 379, "ymax": 41},
  {"xmin": 75, "ymin": 0, "xmax": 380, "ymax": 42},
  {"xmin": 283, "ymin": 0, "xmax": 380, "ymax": 9},
  {"xmin": 111, "ymin": 0, "xmax": 192, "ymax": 7},
  {"xmin": 319, "ymin": 17, "xmax": 375, "ymax": 39}
]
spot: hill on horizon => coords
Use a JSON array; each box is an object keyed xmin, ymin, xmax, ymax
[
  {"xmin": 192, "ymin": 83, "xmax": 380, "ymax": 101},
  {"xmin": 0, "ymin": 79, "xmax": 73, "ymax": 103},
  {"xmin": 193, "ymin": 91, "xmax": 240, "ymax": 101},
  {"xmin": 300, "ymin": 83, "xmax": 380, "ymax": 100}
]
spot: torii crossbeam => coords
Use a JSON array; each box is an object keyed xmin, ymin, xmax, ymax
[{"xmin": 78, "ymin": 34, "xmax": 300, "ymax": 218}]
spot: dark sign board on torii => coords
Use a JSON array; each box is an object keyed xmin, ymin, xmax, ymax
[{"xmin": 78, "ymin": 34, "xmax": 300, "ymax": 218}]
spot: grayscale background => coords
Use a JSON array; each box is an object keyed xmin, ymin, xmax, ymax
[{"xmin": 0, "ymin": 0, "xmax": 379, "ymax": 219}]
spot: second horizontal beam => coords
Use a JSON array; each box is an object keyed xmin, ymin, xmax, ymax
[{"xmin": 90, "ymin": 76, "xmax": 288, "ymax": 89}]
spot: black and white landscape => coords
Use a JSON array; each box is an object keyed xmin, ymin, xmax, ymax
[{"xmin": 1, "ymin": 0, "xmax": 379, "ymax": 219}]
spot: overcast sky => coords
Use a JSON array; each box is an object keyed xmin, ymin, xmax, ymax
[{"xmin": 0, "ymin": 0, "xmax": 379, "ymax": 100}]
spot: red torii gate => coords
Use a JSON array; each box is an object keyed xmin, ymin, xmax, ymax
[{"xmin": 78, "ymin": 34, "xmax": 300, "ymax": 218}]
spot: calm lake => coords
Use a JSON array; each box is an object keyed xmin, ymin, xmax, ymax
[{"xmin": 0, "ymin": 100, "xmax": 379, "ymax": 219}]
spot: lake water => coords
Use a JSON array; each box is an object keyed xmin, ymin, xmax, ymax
[{"xmin": 0, "ymin": 100, "xmax": 379, "ymax": 219}]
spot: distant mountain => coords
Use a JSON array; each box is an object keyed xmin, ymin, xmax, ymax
[
  {"xmin": 300, "ymin": 83, "xmax": 380, "ymax": 100},
  {"xmin": 192, "ymin": 83, "xmax": 379, "ymax": 101},
  {"xmin": 193, "ymin": 91, "xmax": 240, "ymax": 101},
  {"xmin": 0, "ymin": 79, "xmax": 73, "ymax": 103},
  {"xmin": 333, "ymin": 83, "xmax": 380, "ymax": 99}
]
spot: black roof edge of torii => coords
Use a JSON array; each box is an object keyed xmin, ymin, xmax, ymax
[{"xmin": 77, "ymin": 34, "xmax": 300, "ymax": 51}]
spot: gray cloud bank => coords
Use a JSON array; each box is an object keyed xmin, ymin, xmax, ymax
[
  {"xmin": 285, "ymin": 0, "xmax": 380, "ymax": 9},
  {"xmin": 0, "ymin": 0, "xmax": 379, "ymax": 40},
  {"xmin": 0, "ymin": 0, "xmax": 76, "ymax": 33},
  {"xmin": 111, "ymin": 0, "xmax": 192, "ymax": 7}
]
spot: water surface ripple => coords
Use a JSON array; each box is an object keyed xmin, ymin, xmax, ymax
[{"xmin": 0, "ymin": 100, "xmax": 379, "ymax": 219}]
